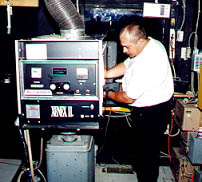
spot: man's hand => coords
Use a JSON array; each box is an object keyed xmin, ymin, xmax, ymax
[
  {"xmin": 103, "ymin": 90, "xmax": 107, "ymax": 99},
  {"xmin": 104, "ymin": 90, "xmax": 135, "ymax": 104},
  {"xmin": 104, "ymin": 68, "xmax": 107, "ymax": 78}
]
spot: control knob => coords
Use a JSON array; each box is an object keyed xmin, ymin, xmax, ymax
[
  {"xmin": 63, "ymin": 83, "xmax": 70, "ymax": 91},
  {"xmin": 50, "ymin": 83, "xmax": 56, "ymax": 91}
]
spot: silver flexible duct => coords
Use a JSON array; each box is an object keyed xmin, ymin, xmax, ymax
[{"xmin": 44, "ymin": 0, "xmax": 85, "ymax": 39}]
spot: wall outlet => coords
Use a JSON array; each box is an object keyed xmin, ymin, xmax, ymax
[
  {"xmin": 181, "ymin": 47, "xmax": 187, "ymax": 60},
  {"xmin": 177, "ymin": 30, "xmax": 184, "ymax": 42}
]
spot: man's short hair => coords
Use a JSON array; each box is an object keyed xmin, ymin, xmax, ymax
[{"xmin": 120, "ymin": 23, "xmax": 147, "ymax": 42}]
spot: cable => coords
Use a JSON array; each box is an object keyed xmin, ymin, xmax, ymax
[
  {"xmin": 187, "ymin": 0, "xmax": 200, "ymax": 96},
  {"xmin": 24, "ymin": 130, "xmax": 35, "ymax": 181},
  {"xmin": 160, "ymin": 151, "xmax": 168, "ymax": 156},
  {"xmin": 170, "ymin": 32, "xmax": 175, "ymax": 65},
  {"xmin": 191, "ymin": 72, "xmax": 196, "ymax": 96},
  {"xmin": 104, "ymin": 109, "xmax": 131, "ymax": 118},
  {"xmin": 34, "ymin": 138, "xmax": 44, "ymax": 170},
  {"xmin": 171, "ymin": 64, "xmax": 177, "ymax": 79},
  {"xmin": 36, "ymin": 169, "xmax": 47, "ymax": 182},
  {"xmin": 179, "ymin": 0, "xmax": 186, "ymax": 31},
  {"xmin": 6, "ymin": 0, "xmax": 12, "ymax": 34},
  {"xmin": 191, "ymin": 168, "xmax": 194, "ymax": 182},
  {"xmin": 188, "ymin": 32, "xmax": 196, "ymax": 48},
  {"xmin": 193, "ymin": 0, "xmax": 200, "ymax": 49},
  {"xmin": 168, "ymin": 128, "xmax": 180, "ymax": 137},
  {"xmin": 17, "ymin": 169, "xmax": 26, "ymax": 182},
  {"xmin": 98, "ymin": 109, "xmax": 131, "ymax": 156},
  {"xmin": 197, "ymin": 72, "xmax": 200, "ymax": 94},
  {"xmin": 104, "ymin": 109, "xmax": 132, "ymax": 127},
  {"xmin": 17, "ymin": 168, "xmax": 47, "ymax": 182},
  {"xmin": 97, "ymin": 109, "xmax": 112, "ymax": 156},
  {"xmin": 190, "ymin": 71, "xmax": 200, "ymax": 98},
  {"xmin": 104, "ymin": 109, "xmax": 112, "ymax": 139},
  {"xmin": 17, "ymin": 128, "xmax": 33, "ymax": 182},
  {"xmin": 125, "ymin": 114, "xmax": 132, "ymax": 128},
  {"xmin": 168, "ymin": 110, "xmax": 174, "ymax": 163},
  {"xmin": 112, "ymin": 156, "xmax": 121, "ymax": 165},
  {"xmin": 17, "ymin": 128, "xmax": 47, "ymax": 182},
  {"xmin": 104, "ymin": 114, "xmax": 130, "ymax": 118},
  {"xmin": 188, "ymin": 0, "xmax": 200, "ymax": 48},
  {"xmin": 76, "ymin": 0, "xmax": 79, "ymax": 13}
]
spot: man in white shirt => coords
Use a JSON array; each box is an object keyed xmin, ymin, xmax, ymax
[{"xmin": 104, "ymin": 23, "xmax": 174, "ymax": 182}]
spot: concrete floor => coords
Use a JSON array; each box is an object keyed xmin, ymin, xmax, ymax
[
  {"xmin": 95, "ymin": 164, "xmax": 175, "ymax": 182},
  {"xmin": 0, "ymin": 159, "xmax": 22, "ymax": 182},
  {"xmin": 0, "ymin": 158, "xmax": 175, "ymax": 182}
]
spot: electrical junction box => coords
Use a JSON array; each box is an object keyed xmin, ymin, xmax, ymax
[
  {"xmin": 46, "ymin": 135, "xmax": 94, "ymax": 182},
  {"xmin": 188, "ymin": 133, "xmax": 202, "ymax": 165},
  {"xmin": 143, "ymin": 2, "xmax": 171, "ymax": 18},
  {"xmin": 174, "ymin": 99, "xmax": 201, "ymax": 131}
]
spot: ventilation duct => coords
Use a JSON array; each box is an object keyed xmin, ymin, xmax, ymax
[{"xmin": 44, "ymin": 0, "xmax": 85, "ymax": 39}]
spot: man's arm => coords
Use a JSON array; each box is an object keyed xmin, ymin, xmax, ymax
[
  {"xmin": 104, "ymin": 62, "xmax": 134, "ymax": 104},
  {"xmin": 105, "ymin": 62, "xmax": 127, "ymax": 78},
  {"xmin": 107, "ymin": 90, "xmax": 135, "ymax": 104}
]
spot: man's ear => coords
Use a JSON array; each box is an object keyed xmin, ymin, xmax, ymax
[{"xmin": 137, "ymin": 38, "xmax": 144, "ymax": 44}]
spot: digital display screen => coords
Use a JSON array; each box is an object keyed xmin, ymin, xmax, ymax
[{"xmin": 53, "ymin": 68, "xmax": 67, "ymax": 75}]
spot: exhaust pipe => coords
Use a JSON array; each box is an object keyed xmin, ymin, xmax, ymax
[{"xmin": 44, "ymin": 0, "xmax": 85, "ymax": 39}]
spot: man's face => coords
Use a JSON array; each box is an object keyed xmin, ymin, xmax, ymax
[{"xmin": 120, "ymin": 32, "xmax": 140, "ymax": 58}]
